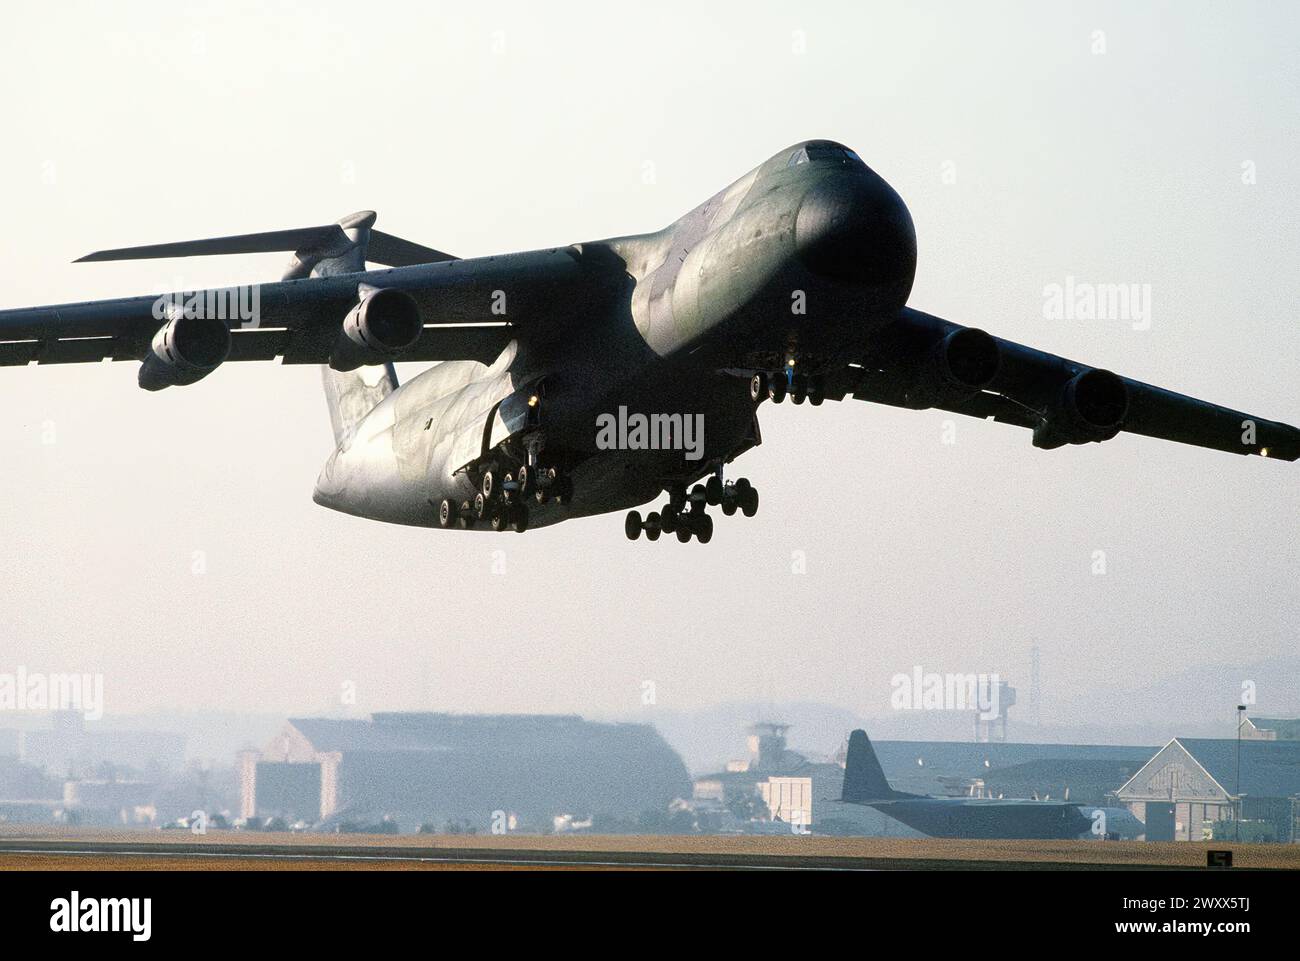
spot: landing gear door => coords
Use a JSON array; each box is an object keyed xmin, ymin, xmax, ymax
[{"xmin": 487, "ymin": 381, "xmax": 544, "ymax": 452}]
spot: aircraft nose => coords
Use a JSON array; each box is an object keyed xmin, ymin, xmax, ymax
[{"xmin": 795, "ymin": 173, "xmax": 917, "ymax": 288}]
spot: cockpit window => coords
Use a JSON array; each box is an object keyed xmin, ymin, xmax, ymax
[{"xmin": 788, "ymin": 143, "xmax": 863, "ymax": 167}]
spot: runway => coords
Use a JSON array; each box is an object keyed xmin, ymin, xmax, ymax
[{"xmin": 3, "ymin": 828, "xmax": 1298, "ymax": 871}]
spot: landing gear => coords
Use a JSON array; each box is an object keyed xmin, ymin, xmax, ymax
[
  {"xmin": 533, "ymin": 467, "xmax": 573, "ymax": 506},
  {"xmin": 630, "ymin": 474, "xmax": 754, "ymax": 543},
  {"xmin": 438, "ymin": 498, "xmax": 457, "ymax": 529},
  {"xmin": 626, "ymin": 509, "xmax": 664, "ymax": 541},
  {"xmin": 752, "ymin": 358, "xmax": 825, "ymax": 406}
]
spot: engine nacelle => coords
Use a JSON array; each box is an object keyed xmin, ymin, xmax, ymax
[
  {"xmin": 1033, "ymin": 368, "xmax": 1129, "ymax": 449},
  {"xmin": 138, "ymin": 314, "xmax": 231, "ymax": 391},
  {"xmin": 329, "ymin": 285, "xmax": 422, "ymax": 371},
  {"xmin": 902, "ymin": 326, "xmax": 1001, "ymax": 408}
]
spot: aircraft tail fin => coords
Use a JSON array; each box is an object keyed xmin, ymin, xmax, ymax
[
  {"xmin": 841, "ymin": 729, "xmax": 898, "ymax": 803},
  {"xmin": 322, "ymin": 363, "xmax": 399, "ymax": 446}
]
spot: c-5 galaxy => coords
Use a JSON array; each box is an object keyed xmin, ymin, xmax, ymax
[
  {"xmin": 2, "ymin": 140, "xmax": 1296, "ymax": 542},
  {"xmin": 836, "ymin": 730, "xmax": 1145, "ymax": 840}
]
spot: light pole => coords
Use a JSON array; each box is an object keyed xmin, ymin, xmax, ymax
[{"xmin": 1236, "ymin": 704, "xmax": 1246, "ymax": 842}]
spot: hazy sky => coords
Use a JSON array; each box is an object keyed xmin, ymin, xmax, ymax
[{"xmin": 0, "ymin": 1, "xmax": 1296, "ymax": 729}]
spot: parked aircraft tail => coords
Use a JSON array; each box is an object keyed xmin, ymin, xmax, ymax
[{"xmin": 841, "ymin": 729, "xmax": 903, "ymax": 803}]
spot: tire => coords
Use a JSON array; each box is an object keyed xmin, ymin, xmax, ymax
[
  {"xmin": 749, "ymin": 372, "xmax": 768, "ymax": 402},
  {"xmin": 675, "ymin": 526, "xmax": 692, "ymax": 543},
  {"xmin": 791, "ymin": 377, "xmax": 807, "ymax": 404},
  {"xmin": 625, "ymin": 510, "xmax": 642, "ymax": 541},
  {"xmin": 491, "ymin": 509, "xmax": 510, "ymax": 532},
  {"xmin": 438, "ymin": 498, "xmax": 456, "ymax": 528},
  {"xmin": 741, "ymin": 486, "xmax": 759, "ymax": 518},
  {"xmin": 722, "ymin": 500, "xmax": 737, "ymax": 517},
  {"xmin": 768, "ymin": 377, "xmax": 787, "ymax": 404},
  {"xmin": 645, "ymin": 512, "xmax": 661, "ymax": 541},
  {"xmin": 473, "ymin": 492, "xmax": 488, "ymax": 520},
  {"xmin": 556, "ymin": 475, "xmax": 574, "ymax": 506},
  {"xmin": 512, "ymin": 503, "xmax": 529, "ymax": 533},
  {"xmin": 705, "ymin": 476, "xmax": 723, "ymax": 505},
  {"xmin": 502, "ymin": 472, "xmax": 515, "ymax": 504},
  {"xmin": 695, "ymin": 513, "xmax": 714, "ymax": 544},
  {"xmin": 517, "ymin": 465, "xmax": 532, "ymax": 496},
  {"xmin": 660, "ymin": 509, "xmax": 677, "ymax": 534},
  {"xmin": 481, "ymin": 471, "xmax": 494, "ymax": 500}
]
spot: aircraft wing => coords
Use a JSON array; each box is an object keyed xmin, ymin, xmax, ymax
[
  {"xmin": 824, "ymin": 307, "xmax": 1300, "ymax": 461},
  {"xmin": 0, "ymin": 246, "xmax": 589, "ymax": 368}
]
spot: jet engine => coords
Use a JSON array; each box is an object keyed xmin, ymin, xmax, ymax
[
  {"xmin": 329, "ymin": 285, "xmax": 423, "ymax": 371},
  {"xmin": 1032, "ymin": 368, "xmax": 1129, "ymax": 449},
  {"xmin": 901, "ymin": 326, "xmax": 1000, "ymax": 408},
  {"xmin": 138, "ymin": 314, "xmax": 231, "ymax": 391}
]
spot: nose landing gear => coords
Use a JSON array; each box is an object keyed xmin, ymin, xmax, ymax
[{"xmin": 750, "ymin": 365, "xmax": 824, "ymax": 406}]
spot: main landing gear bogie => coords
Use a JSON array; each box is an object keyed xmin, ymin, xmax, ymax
[
  {"xmin": 625, "ymin": 475, "xmax": 757, "ymax": 544},
  {"xmin": 438, "ymin": 462, "xmax": 571, "ymax": 533}
]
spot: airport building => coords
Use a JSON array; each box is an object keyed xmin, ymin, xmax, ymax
[
  {"xmin": 1115, "ymin": 737, "xmax": 1300, "ymax": 842},
  {"xmin": 239, "ymin": 712, "xmax": 691, "ymax": 832},
  {"xmin": 1240, "ymin": 716, "xmax": 1300, "ymax": 741}
]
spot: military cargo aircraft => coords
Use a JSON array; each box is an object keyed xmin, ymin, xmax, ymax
[
  {"xmin": 836, "ymin": 729, "xmax": 1145, "ymax": 840},
  {"xmin": 2, "ymin": 140, "xmax": 1295, "ymax": 542}
]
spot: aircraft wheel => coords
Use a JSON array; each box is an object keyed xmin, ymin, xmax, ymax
[
  {"xmin": 790, "ymin": 376, "xmax": 807, "ymax": 404},
  {"xmin": 695, "ymin": 513, "xmax": 714, "ymax": 544},
  {"xmin": 675, "ymin": 525, "xmax": 692, "ymax": 543},
  {"xmin": 721, "ymin": 499, "xmax": 737, "ymax": 517},
  {"xmin": 808, "ymin": 375, "xmax": 825, "ymax": 406},
  {"xmin": 749, "ymin": 372, "xmax": 768, "ymax": 403},
  {"xmin": 768, "ymin": 377, "xmax": 787, "ymax": 404},
  {"xmin": 491, "ymin": 509, "xmax": 511, "ymax": 532},
  {"xmin": 502, "ymin": 472, "xmax": 516, "ymax": 504},
  {"xmin": 740, "ymin": 486, "xmax": 759, "ymax": 518},
  {"xmin": 473, "ymin": 492, "xmax": 489, "ymax": 520},
  {"xmin": 481, "ymin": 471, "xmax": 495, "ymax": 501},
  {"xmin": 438, "ymin": 498, "xmax": 457, "ymax": 529},
  {"xmin": 625, "ymin": 510, "xmax": 643, "ymax": 541},
  {"xmin": 457, "ymin": 500, "xmax": 474, "ymax": 529},
  {"xmin": 517, "ymin": 465, "xmax": 533, "ymax": 496},
  {"xmin": 555, "ymin": 475, "xmax": 574, "ymax": 505},
  {"xmin": 511, "ymin": 504, "xmax": 530, "ymax": 533},
  {"xmin": 660, "ymin": 507, "xmax": 678, "ymax": 534},
  {"xmin": 705, "ymin": 476, "xmax": 723, "ymax": 505},
  {"xmin": 645, "ymin": 512, "xmax": 661, "ymax": 541}
]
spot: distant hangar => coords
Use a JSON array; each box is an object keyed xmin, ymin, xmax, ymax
[{"xmin": 240, "ymin": 712, "xmax": 690, "ymax": 833}]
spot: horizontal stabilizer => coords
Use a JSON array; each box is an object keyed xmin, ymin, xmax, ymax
[{"xmin": 75, "ymin": 225, "xmax": 345, "ymax": 263}]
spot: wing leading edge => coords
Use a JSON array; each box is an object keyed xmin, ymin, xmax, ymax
[
  {"xmin": 825, "ymin": 307, "xmax": 1300, "ymax": 462},
  {"xmin": 0, "ymin": 246, "xmax": 590, "ymax": 368}
]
